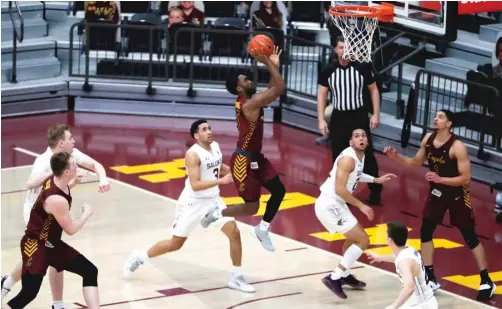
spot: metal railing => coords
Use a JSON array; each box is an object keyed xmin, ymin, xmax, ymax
[
  {"xmin": 402, "ymin": 69, "xmax": 501, "ymax": 159},
  {"xmin": 68, "ymin": 21, "xmax": 334, "ymax": 101},
  {"xmin": 8, "ymin": 1, "xmax": 24, "ymax": 83}
]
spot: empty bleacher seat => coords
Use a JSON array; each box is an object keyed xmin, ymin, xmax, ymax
[
  {"xmin": 209, "ymin": 17, "xmax": 248, "ymax": 60},
  {"xmin": 125, "ymin": 13, "xmax": 163, "ymax": 58},
  {"xmin": 167, "ymin": 22, "xmax": 203, "ymax": 58}
]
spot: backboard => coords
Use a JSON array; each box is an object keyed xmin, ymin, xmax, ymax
[{"xmin": 367, "ymin": 1, "xmax": 458, "ymax": 41}]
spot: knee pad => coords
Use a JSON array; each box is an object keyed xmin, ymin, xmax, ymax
[
  {"xmin": 460, "ymin": 228, "xmax": 480, "ymax": 250},
  {"xmin": 266, "ymin": 176, "xmax": 286, "ymax": 200},
  {"xmin": 8, "ymin": 274, "xmax": 43, "ymax": 309},
  {"xmin": 82, "ymin": 261, "xmax": 98, "ymax": 287},
  {"xmin": 420, "ymin": 219, "xmax": 437, "ymax": 243},
  {"xmin": 68, "ymin": 255, "xmax": 98, "ymax": 287}
]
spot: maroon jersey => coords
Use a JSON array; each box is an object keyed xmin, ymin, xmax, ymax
[
  {"xmin": 425, "ymin": 131, "xmax": 464, "ymax": 196},
  {"xmin": 235, "ymin": 96, "xmax": 264, "ymax": 153},
  {"xmin": 25, "ymin": 176, "xmax": 72, "ymax": 245}
]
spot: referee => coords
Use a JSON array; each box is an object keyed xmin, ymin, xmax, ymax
[{"xmin": 317, "ymin": 36, "xmax": 383, "ymax": 205}]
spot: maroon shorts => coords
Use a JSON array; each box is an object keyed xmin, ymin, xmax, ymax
[
  {"xmin": 230, "ymin": 152, "xmax": 277, "ymax": 202},
  {"xmin": 21, "ymin": 237, "xmax": 80, "ymax": 276},
  {"xmin": 423, "ymin": 191, "xmax": 475, "ymax": 229}
]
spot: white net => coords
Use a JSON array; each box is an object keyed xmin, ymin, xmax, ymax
[{"xmin": 330, "ymin": 8, "xmax": 379, "ymax": 63}]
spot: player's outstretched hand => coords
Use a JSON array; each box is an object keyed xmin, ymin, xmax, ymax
[
  {"xmin": 375, "ymin": 173, "xmax": 397, "ymax": 184},
  {"xmin": 269, "ymin": 46, "xmax": 282, "ymax": 68},
  {"xmin": 250, "ymin": 48, "xmax": 269, "ymax": 64},
  {"xmin": 365, "ymin": 251, "xmax": 382, "ymax": 264},
  {"xmin": 98, "ymin": 179, "xmax": 110, "ymax": 193},
  {"xmin": 219, "ymin": 173, "xmax": 234, "ymax": 185},
  {"xmin": 82, "ymin": 202, "xmax": 93, "ymax": 216},
  {"xmin": 361, "ymin": 204, "xmax": 374, "ymax": 221},
  {"xmin": 383, "ymin": 146, "xmax": 397, "ymax": 159}
]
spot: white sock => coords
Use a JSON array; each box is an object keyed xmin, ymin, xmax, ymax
[
  {"xmin": 339, "ymin": 244, "xmax": 363, "ymax": 271},
  {"xmin": 259, "ymin": 220, "xmax": 270, "ymax": 232},
  {"xmin": 330, "ymin": 267, "xmax": 344, "ymax": 280},
  {"xmin": 232, "ymin": 266, "xmax": 242, "ymax": 276},
  {"xmin": 52, "ymin": 300, "xmax": 65, "ymax": 309},
  {"xmin": 138, "ymin": 250, "xmax": 149, "ymax": 262},
  {"xmin": 4, "ymin": 276, "xmax": 16, "ymax": 289}
]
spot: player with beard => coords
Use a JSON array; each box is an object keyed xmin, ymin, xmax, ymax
[
  {"xmin": 384, "ymin": 109, "xmax": 496, "ymax": 300},
  {"xmin": 315, "ymin": 128, "xmax": 396, "ymax": 299},
  {"xmin": 201, "ymin": 46, "xmax": 286, "ymax": 252}
]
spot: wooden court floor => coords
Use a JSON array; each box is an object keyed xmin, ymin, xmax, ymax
[{"xmin": 1, "ymin": 166, "xmax": 494, "ymax": 309}]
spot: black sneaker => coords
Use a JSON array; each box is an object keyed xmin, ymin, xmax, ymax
[
  {"xmin": 341, "ymin": 274, "xmax": 366, "ymax": 289},
  {"xmin": 477, "ymin": 281, "xmax": 496, "ymax": 301}
]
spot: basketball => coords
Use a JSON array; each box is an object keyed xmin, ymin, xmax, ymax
[{"xmin": 248, "ymin": 34, "xmax": 274, "ymax": 57}]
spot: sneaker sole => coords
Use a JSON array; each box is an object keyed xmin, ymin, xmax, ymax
[{"xmin": 228, "ymin": 282, "xmax": 256, "ymax": 293}]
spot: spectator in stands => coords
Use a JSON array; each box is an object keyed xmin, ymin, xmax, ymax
[
  {"xmin": 84, "ymin": 1, "xmax": 120, "ymax": 23},
  {"xmin": 84, "ymin": 1, "xmax": 121, "ymax": 45},
  {"xmin": 493, "ymin": 37, "xmax": 502, "ymax": 78},
  {"xmin": 168, "ymin": 1, "xmax": 205, "ymax": 27},
  {"xmin": 250, "ymin": 1, "xmax": 288, "ymax": 34},
  {"xmin": 168, "ymin": 7, "xmax": 185, "ymax": 27}
]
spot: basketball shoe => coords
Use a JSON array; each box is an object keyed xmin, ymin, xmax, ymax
[
  {"xmin": 123, "ymin": 249, "xmax": 144, "ymax": 278},
  {"xmin": 228, "ymin": 273, "xmax": 255, "ymax": 293}
]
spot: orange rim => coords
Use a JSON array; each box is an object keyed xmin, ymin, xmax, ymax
[{"xmin": 329, "ymin": 2, "xmax": 394, "ymax": 23}]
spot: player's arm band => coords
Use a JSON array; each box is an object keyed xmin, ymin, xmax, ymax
[{"xmin": 359, "ymin": 173, "xmax": 374, "ymax": 183}]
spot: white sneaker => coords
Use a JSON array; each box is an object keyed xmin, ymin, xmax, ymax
[
  {"xmin": 1, "ymin": 275, "xmax": 11, "ymax": 302},
  {"xmin": 251, "ymin": 225, "xmax": 275, "ymax": 252},
  {"xmin": 228, "ymin": 274, "xmax": 255, "ymax": 293},
  {"xmin": 123, "ymin": 249, "xmax": 144, "ymax": 278},
  {"xmin": 428, "ymin": 279, "xmax": 441, "ymax": 292}
]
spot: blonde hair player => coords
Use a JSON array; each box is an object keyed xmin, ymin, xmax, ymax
[
  {"xmin": 1, "ymin": 124, "xmax": 110, "ymax": 309},
  {"xmin": 123, "ymin": 119, "xmax": 255, "ymax": 293},
  {"xmin": 315, "ymin": 128, "xmax": 396, "ymax": 299},
  {"xmin": 367, "ymin": 221, "xmax": 438, "ymax": 309}
]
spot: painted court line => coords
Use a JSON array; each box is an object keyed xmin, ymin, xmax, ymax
[
  {"xmin": 8, "ymin": 147, "xmax": 498, "ymax": 309},
  {"xmin": 74, "ymin": 270, "xmax": 332, "ymax": 308}
]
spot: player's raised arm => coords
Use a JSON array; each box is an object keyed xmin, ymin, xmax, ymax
[
  {"xmin": 335, "ymin": 157, "xmax": 374, "ymax": 221},
  {"xmin": 45, "ymin": 195, "xmax": 92, "ymax": 236},
  {"xmin": 73, "ymin": 149, "xmax": 110, "ymax": 192},
  {"xmin": 384, "ymin": 133, "xmax": 431, "ymax": 169},
  {"xmin": 185, "ymin": 151, "xmax": 231, "ymax": 191},
  {"xmin": 26, "ymin": 171, "xmax": 53, "ymax": 190},
  {"xmin": 242, "ymin": 49, "xmax": 285, "ymax": 113}
]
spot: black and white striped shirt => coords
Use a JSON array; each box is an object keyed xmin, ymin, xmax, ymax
[{"xmin": 318, "ymin": 61, "xmax": 375, "ymax": 111}]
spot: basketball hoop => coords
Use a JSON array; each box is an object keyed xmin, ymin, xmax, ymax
[{"xmin": 329, "ymin": 3, "xmax": 394, "ymax": 63}]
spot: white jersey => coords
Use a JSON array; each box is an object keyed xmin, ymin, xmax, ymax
[
  {"xmin": 180, "ymin": 142, "xmax": 223, "ymax": 199},
  {"xmin": 23, "ymin": 147, "xmax": 86, "ymax": 223},
  {"xmin": 319, "ymin": 147, "xmax": 364, "ymax": 202},
  {"xmin": 395, "ymin": 247, "xmax": 434, "ymax": 307}
]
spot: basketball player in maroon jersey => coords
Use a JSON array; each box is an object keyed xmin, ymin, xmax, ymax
[
  {"xmin": 201, "ymin": 46, "xmax": 286, "ymax": 252},
  {"xmin": 384, "ymin": 109, "xmax": 496, "ymax": 300},
  {"xmin": 4, "ymin": 152, "xmax": 100, "ymax": 309}
]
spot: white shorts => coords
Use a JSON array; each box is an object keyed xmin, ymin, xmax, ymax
[
  {"xmin": 404, "ymin": 296, "xmax": 438, "ymax": 309},
  {"xmin": 315, "ymin": 194, "xmax": 358, "ymax": 235},
  {"xmin": 23, "ymin": 203, "xmax": 32, "ymax": 225},
  {"xmin": 172, "ymin": 195, "xmax": 234, "ymax": 237}
]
